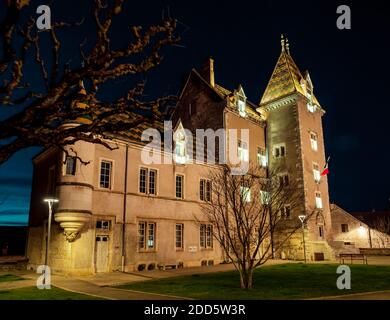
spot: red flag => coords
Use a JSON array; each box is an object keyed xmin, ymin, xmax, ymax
[{"xmin": 321, "ymin": 156, "xmax": 330, "ymax": 176}]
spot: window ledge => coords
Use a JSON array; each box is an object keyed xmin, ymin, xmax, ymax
[{"xmin": 138, "ymin": 250, "xmax": 157, "ymax": 253}]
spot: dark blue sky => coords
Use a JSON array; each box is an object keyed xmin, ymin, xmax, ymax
[{"xmin": 1, "ymin": 0, "xmax": 389, "ymax": 225}]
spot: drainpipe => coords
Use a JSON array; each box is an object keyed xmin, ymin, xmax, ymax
[
  {"xmin": 222, "ymin": 109, "xmax": 229, "ymax": 263},
  {"xmin": 121, "ymin": 144, "xmax": 129, "ymax": 272},
  {"xmin": 368, "ymin": 226, "xmax": 372, "ymax": 248},
  {"xmin": 264, "ymin": 122, "xmax": 275, "ymax": 258}
]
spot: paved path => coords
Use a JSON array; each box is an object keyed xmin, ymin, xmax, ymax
[
  {"xmin": 311, "ymin": 290, "xmax": 390, "ymax": 300},
  {"xmin": 0, "ymin": 272, "xmax": 187, "ymax": 299},
  {"xmin": 52, "ymin": 275, "xmax": 189, "ymax": 300},
  {"xmin": 0, "ymin": 279, "xmax": 36, "ymax": 290}
]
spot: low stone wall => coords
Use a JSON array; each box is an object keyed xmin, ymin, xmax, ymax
[
  {"xmin": 0, "ymin": 256, "xmax": 28, "ymax": 271},
  {"xmin": 359, "ymin": 248, "xmax": 390, "ymax": 256}
]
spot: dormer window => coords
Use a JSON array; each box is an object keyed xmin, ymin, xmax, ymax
[
  {"xmin": 174, "ymin": 131, "xmax": 187, "ymax": 164},
  {"xmin": 305, "ymin": 89, "xmax": 317, "ymax": 113},
  {"xmin": 307, "ymin": 102, "xmax": 316, "ymax": 113},
  {"xmin": 303, "ymin": 74, "xmax": 316, "ymax": 113},
  {"xmin": 236, "ymin": 85, "xmax": 247, "ymax": 117},
  {"xmin": 237, "ymin": 96, "xmax": 246, "ymax": 117}
]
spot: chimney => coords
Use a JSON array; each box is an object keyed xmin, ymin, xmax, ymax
[{"xmin": 201, "ymin": 57, "xmax": 215, "ymax": 87}]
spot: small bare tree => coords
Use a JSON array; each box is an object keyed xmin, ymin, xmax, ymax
[
  {"xmin": 372, "ymin": 216, "xmax": 390, "ymax": 248},
  {"xmin": 199, "ymin": 165, "xmax": 316, "ymax": 289}
]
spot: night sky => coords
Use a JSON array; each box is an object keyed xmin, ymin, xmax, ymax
[{"xmin": 0, "ymin": 0, "xmax": 389, "ymax": 225}]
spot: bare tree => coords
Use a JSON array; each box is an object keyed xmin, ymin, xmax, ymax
[
  {"xmin": 372, "ymin": 216, "xmax": 390, "ymax": 248},
  {"xmin": 199, "ymin": 165, "xmax": 316, "ymax": 289},
  {"xmin": 0, "ymin": 0, "xmax": 179, "ymax": 164}
]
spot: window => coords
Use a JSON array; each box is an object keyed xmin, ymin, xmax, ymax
[
  {"xmin": 240, "ymin": 186, "xmax": 251, "ymax": 202},
  {"xmin": 139, "ymin": 168, "xmax": 157, "ymax": 195},
  {"xmin": 237, "ymin": 96, "xmax": 246, "ymax": 117},
  {"xmin": 176, "ymin": 175, "xmax": 184, "ymax": 199},
  {"xmin": 206, "ymin": 225, "xmax": 213, "ymax": 247},
  {"xmin": 174, "ymin": 132, "xmax": 187, "ymax": 164},
  {"xmin": 341, "ymin": 224, "xmax": 349, "ymax": 233},
  {"xmin": 200, "ymin": 179, "xmax": 212, "ymax": 202},
  {"xmin": 310, "ymin": 132, "xmax": 318, "ymax": 151},
  {"xmin": 313, "ymin": 163, "xmax": 320, "ymax": 182},
  {"xmin": 138, "ymin": 221, "xmax": 156, "ymax": 250},
  {"xmin": 279, "ymin": 174, "xmax": 289, "ymax": 187},
  {"xmin": 100, "ymin": 160, "xmax": 112, "ymax": 189},
  {"xmin": 260, "ymin": 190, "xmax": 270, "ymax": 205},
  {"xmin": 315, "ymin": 191, "xmax": 323, "ymax": 209},
  {"xmin": 65, "ymin": 156, "xmax": 76, "ymax": 175},
  {"xmin": 200, "ymin": 224, "xmax": 213, "ymax": 248},
  {"xmin": 318, "ymin": 226, "xmax": 324, "ymax": 238},
  {"xmin": 307, "ymin": 102, "xmax": 316, "ymax": 113},
  {"xmin": 238, "ymin": 140, "xmax": 249, "ymax": 162},
  {"xmin": 138, "ymin": 222, "xmax": 145, "ymax": 249},
  {"xmin": 280, "ymin": 205, "xmax": 291, "ymax": 219},
  {"xmin": 147, "ymin": 223, "xmax": 156, "ymax": 249},
  {"xmin": 96, "ymin": 220, "xmax": 110, "ymax": 230},
  {"xmin": 175, "ymin": 224, "xmax": 184, "ymax": 249},
  {"xmin": 274, "ymin": 145, "xmax": 285, "ymax": 158},
  {"xmin": 139, "ymin": 168, "xmax": 147, "ymax": 193},
  {"xmin": 149, "ymin": 169, "xmax": 157, "ymax": 195},
  {"xmin": 257, "ymin": 147, "xmax": 267, "ymax": 167}
]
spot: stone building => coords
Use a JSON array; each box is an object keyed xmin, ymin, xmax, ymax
[
  {"xmin": 27, "ymin": 38, "xmax": 349, "ymax": 274},
  {"xmin": 330, "ymin": 204, "xmax": 390, "ymax": 255}
]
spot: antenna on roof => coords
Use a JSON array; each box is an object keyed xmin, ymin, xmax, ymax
[{"xmin": 281, "ymin": 34, "xmax": 285, "ymax": 52}]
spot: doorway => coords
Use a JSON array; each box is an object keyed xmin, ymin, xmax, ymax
[{"xmin": 95, "ymin": 235, "xmax": 109, "ymax": 272}]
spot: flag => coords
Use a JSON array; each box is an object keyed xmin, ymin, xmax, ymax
[{"xmin": 321, "ymin": 156, "xmax": 330, "ymax": 176}]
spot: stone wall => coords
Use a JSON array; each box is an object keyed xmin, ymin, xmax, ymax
[{"xmin": 330, "ymin": 204, "xmax": 390, "ymax": 257}]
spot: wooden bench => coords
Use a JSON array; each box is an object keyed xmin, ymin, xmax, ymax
[
  {"xmin": 339, "ymin": 253, "xmax": 368, "ymax": 265},
  {"xmin": 158, "ymin": 263, "xmax": 178, "ymax": 270}
]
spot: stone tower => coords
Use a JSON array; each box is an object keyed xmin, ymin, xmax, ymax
[{"xmin": 258, "ymin": 36, "xmax": 334, "ymax": 261}]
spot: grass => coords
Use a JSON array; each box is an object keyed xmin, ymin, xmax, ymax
[
  {"xmin": 0, "ymin": 286, "xmax": 103, "ymax": 300},
  {"xmin": 115, "ymin": 263, "xmax": 390, "ymax": 300},
  {"xmin": 0, "ymin": 274, "xmax": 25, "ymax": 282}
]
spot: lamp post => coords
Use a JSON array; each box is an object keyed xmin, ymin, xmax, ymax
[
  {"xmin": 43, "ymin": 198, "xmax": 58, "ymax": 280},
  {"xmin": 298, "ymin": 215, "xmax": 307, "ymax": 263}
]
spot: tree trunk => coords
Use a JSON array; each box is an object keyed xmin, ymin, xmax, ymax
[{"xmin": 239, "ymin": 268, "xmax": 253, "ymax": 289}]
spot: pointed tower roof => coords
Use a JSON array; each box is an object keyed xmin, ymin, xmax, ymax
[
  {"xmin": 74, "ymin": 80, "xmax": 92, "ymax": 124},
  {"xmin": 260, "ymin": 35, "xmax": 320, "ymax": 107}
]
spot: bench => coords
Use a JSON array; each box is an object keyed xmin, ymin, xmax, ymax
[
  {"xmin": 158, "ymin": 263, "xmax": 178, "ymax": 270},
  {"xmin": 339, "ymin": 253, "xmax": 368, "ymax": 265}
]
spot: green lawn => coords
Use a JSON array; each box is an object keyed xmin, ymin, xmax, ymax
[
  {"xmin": 0, "ymin": 286, "xmax": 103, "ymax": 300},
  {"xmin": 116, "ymin": 263, "xmax": 390, "ymax": 299},
  {"xmin": 0, "ymin": 274, "xmax": 25, "ymax": 282}
]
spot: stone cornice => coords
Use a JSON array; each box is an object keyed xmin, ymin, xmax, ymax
[
  {"xmin": 263, "ymin": 93, "xmax": 298, "ymax": 111},
  {"xmin": 57, "ymin": 182, "xmax": 94, "ymax": 189}
]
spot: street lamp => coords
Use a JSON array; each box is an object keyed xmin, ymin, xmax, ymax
[
  {"xmin": 43, "ymin": 198, "xmax": 58, "ymax": 279},
  {"xmin": 298, "ymin": 215, "xmax": 307, "ymax": 263}
]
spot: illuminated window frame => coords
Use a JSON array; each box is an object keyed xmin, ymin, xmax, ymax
[{"xmin": 315, "ymin": 191, "xmax": 323, "ymax": 209}]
